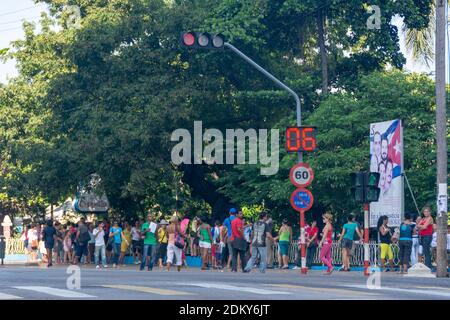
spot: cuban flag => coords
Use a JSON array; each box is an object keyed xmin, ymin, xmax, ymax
[{"xmin": 382, "ymin": 119, "xmax": 402, "ymax": 179}]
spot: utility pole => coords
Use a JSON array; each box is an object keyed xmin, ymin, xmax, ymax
[{"xmin": 435, "ymin": 0, "xmax": 448, "ymax": 278}]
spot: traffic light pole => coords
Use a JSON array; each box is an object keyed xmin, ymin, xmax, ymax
[
  {"xmin": 435, "ymin": 0, "xmax": 448, "ymax": 278},
  {"xmin": 224, "ymin": 42, "xmax": 308, "ymax": 273},
  {"xmin": 224, "ymin": 43, "xmax": 302, "ymax": 161},
  {"xmin": 363, "ymin": 203, "xmax": 370, "ymax": 276}
]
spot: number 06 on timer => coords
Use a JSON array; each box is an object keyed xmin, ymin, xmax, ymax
[{"xmin": 285, "ymin": 126, "xmax": 317, "ymax": 152}]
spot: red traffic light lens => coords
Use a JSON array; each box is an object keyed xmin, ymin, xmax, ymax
[{"xmin": 182, "ymin": 33, "xmax": 195, "ymax": 46}]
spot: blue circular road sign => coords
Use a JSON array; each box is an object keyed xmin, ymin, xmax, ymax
[{"xmin": 290, "ymin": 188, "xmax": 314, "ymax": 212}]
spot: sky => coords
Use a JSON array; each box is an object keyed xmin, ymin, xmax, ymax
[{"xmin": 0, "ymin": 1, "xmax": 436, "ymax": 84}]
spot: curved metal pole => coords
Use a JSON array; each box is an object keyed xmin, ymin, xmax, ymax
[{"xmin": 224, "ymin": 42, "xmax": 303, "ymax": 162}]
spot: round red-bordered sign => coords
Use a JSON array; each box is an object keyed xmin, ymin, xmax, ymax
[
  {"xmin": 290, "ymin": 188, "xmax": 314, "ymax": 212},
  {"xmin": 289, "ymin": 163, "xmax": 314, "ymax": 188}
]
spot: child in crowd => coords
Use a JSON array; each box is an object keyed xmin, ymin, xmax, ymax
[{"xmin": 63, "ymin": 230, "xmax": 72, "ymax": 264}]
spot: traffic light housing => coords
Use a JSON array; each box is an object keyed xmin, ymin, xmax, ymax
[
  {"xmin": 350, "ymin": 171, "xmax": 380, "ymax": 203},
  {"xmin": 180, "ymin": 32, "xmax": 225, "ymax": 49},
  {"xmin": 350, "ymin": 172, "xmax": 365, "ymax": 203},
  {"xmin": 365, "ymin": 172, "xmax": 380, "ymax": 202}
]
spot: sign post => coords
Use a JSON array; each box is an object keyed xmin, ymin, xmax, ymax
[
  {"xmin": 299, "ymin": 210, "xmax": 306, "ymax": 274},
  {"xmin": 363, "ymin": 203, "xmax": 370, "ymax": 276},
  {"xmin": 290, "ymin": 185, "xmax": 314, "ymax": 274}
]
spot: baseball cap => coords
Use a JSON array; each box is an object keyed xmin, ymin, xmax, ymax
[{"xmin": 229, "ymin": 208, "xmax": 237, "ymax": 214}]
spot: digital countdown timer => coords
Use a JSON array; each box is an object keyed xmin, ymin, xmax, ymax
[{"xmin": 285, "ymin": 126, "xmax": 317, "ymax": 152}]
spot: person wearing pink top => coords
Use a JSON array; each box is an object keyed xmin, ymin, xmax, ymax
[{"xmin": 319, "ymin": 213, "xmax": 334, "ymax": 275}]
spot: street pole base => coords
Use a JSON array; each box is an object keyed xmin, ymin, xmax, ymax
[{"xmin": 364, "ymin": 261, "xmax": 370, "ymax": 276}]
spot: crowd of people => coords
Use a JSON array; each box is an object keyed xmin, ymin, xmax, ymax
[{"xmin": 20, "ymin": 206, "xmax": 449, "ymax": 273}]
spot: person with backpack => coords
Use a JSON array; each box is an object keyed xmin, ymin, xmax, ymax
[
  {"xmin": 166, "ymin": 216, "xmax": 183, "ymax": 272},
  {"xmin": 73, "ymin": 218, "xmax": 90, "ymax": 265},
  {"xmin": 398, "ymin": 213, "xmax": 415, "ymax": 274},
  {"xmin": 243, "ymin": 212, "xmax": 273, "ymax": 273},
  {"xmin": 211, "ymin": 220, "xmax": 221, "ymax": 269}
]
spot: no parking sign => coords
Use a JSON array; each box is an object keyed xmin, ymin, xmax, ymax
[{"xmin": 290, "ymin": 188, "xmax": 314, "ymax": 212}]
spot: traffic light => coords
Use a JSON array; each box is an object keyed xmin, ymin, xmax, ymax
[
  {"xmin": 350, "ymin": 171, "xmax": 381, "ymax": 203},
  {"xmin": 180, "ymin": 32, "xmax": 225, "ymax": 49},
  {"xmin": 364, "ymin": 172, "xmax": 380, "ymax": 202},
  {"xmin": 350, "ymin": 172, "xmax": 365, "ymax": 203}
]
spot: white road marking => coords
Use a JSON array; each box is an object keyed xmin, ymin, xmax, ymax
[
  {"xmin": 178, "ymin": 282, "xmax": 289, "ymax": 295},
  {"xmin": 344, "ymin": 284, "xmax": 450, "ymax": 298},
  {"xmin": 13, "ymin": 286, "xmax": 95, "ymax": 298},
  {"xmin": 102, "ymin": 284, "xmax": 193, "ymax": 296},
  {"xmin": 266, "ymin": 284, "xmax": 379, "ymax": 297},
  {"xmin": 0, "ymin": 292, "xmax": 22, "ymax": 300}
]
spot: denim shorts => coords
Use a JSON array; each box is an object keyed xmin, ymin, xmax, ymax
[{"xmin": 279, "ymin": 241, "xmax": 289, "ymax": 256}]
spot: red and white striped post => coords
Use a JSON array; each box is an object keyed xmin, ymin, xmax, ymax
[
  {"xmin": 300, "ymin": 210, "xmax": 307, "ymax": 274},
  {"xmin": 363, "ymin": 203, "xmax": 370, "ymax": 276}
]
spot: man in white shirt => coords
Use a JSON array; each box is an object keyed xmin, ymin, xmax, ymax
[{"xmin": 93, "ymin": 222, "xmax": 107, "ymax": 269}]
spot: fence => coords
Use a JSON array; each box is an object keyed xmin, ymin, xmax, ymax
[
  {"xmin": 281, "ymin": 241, "xmax": 402, "ymax": 267},
  {"xmin": 6, "ymin": 237, "xmax": 404, "ymax": 266}
]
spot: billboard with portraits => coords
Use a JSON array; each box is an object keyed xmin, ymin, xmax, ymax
[{"xmin": 369, "ymin": 119, "xmax": 404, "ymax": 227}]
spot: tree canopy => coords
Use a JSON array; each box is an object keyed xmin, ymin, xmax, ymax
[{"xmin": 0, "ymin": 0, "xmax": 441, "ymax": 230}]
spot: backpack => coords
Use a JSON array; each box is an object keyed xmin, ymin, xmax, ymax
[
  {"xmin": 78, "ymin": 226, "xmax": 90, "ymax": 243},
  {"xmin": 175, "ymin": 233, "xmax": 185, "ymax": 249}
]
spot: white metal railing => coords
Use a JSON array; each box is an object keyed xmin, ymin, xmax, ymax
[
  {"xmin": 6, "ymin": 237, "xmax": 406, "ymax": 266},
  {"xmin": 276, "ymin": 241, "xmax": 402, "ymax": 266}
]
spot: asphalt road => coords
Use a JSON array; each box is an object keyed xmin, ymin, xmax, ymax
[{"xmin": 0, "ymin": 265, "xmax": 449, "ymax": 300}]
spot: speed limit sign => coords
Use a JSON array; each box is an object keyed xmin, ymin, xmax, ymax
[{"xmin": 289, "ymin": 163, "xmax": 314, "ymax": 188}]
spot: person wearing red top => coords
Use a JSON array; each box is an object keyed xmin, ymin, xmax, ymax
[
  {"xmin": 306, "ymin": 220, "xmax": 319, "ymax": 269},
  {"xmin": 319, "ymin": 213, "xmax": 334, "ymax": 275},
  {"xmin": 230, "ymin": 210, "xmax": 246, "ymax": 272},
  {"xmin": 417, "ymin": 206, "xmax": 434, "ymax": 268}
]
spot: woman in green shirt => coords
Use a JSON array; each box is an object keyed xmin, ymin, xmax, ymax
[
  {"xmin": 197, "ymin": 216, "xmax": 213, "ymax": 270},
  {"xmin": 274, "ymin": 219, "xmax": 292, "ymax": 269}
]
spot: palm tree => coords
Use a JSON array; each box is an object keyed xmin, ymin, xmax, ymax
[{"xmin": 402, "ymin": 1, "xmax": 450, "ymax": 68}]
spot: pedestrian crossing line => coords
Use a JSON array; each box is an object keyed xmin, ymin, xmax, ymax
[
  {"xmin": 344, "ymin": 284, "xmax": 450, "ymax": 298},
  {"xmin": 265, "ymin": 284, "xmax": 378, "ymax": 297},
  {"xmin": 0, "ymin": 293, "xmax": 22, "ymax": 300},
  {"xmin": 178, "ymin": 282, "xmax": 289, "ymax": 295},
  {"xmin": 417, "ymin": 286, "xmax": 450, "ymax": 291},
  {"xmin": 13, "ymin": 286, "xmax": 96, "ymax": 298},
  {"xmin": 101, "ymin": 285, "xmax": 193, "ymax": 296}
]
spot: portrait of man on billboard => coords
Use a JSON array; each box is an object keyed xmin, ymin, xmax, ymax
[{"xmin": 369, "ymin": 119, "xmax": 404, "ymax": 228}]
